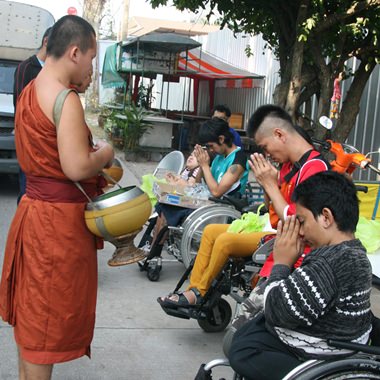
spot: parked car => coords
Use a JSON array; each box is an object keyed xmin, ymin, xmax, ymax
[{"xmin": 0, "ymin": 0, "xmax": 54, "ymax": 174}]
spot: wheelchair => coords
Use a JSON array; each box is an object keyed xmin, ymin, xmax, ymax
[
  {"xmin": 158, "ymin": 232, "xmax": 274, "ymax": 332},
  {"xmin": 137, "ymin": 194, "xmax": 258, "ymax": 282},
  {"xmin": 195, "ymin": 277, "xmax": 380, "ymax": 379},
  {"xmin": 195, "ymin": 321, "xmax": 380, "ymax": 379}
]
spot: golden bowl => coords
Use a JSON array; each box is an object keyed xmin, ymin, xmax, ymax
[
  {"xmin": 102, "ymin": 158, "xmax": 124, "ymax": 184},
  {"xmin": 85, "ymin": 186, "xmax": 152, "ymax": 239}
]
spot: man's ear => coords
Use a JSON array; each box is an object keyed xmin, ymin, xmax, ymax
[
  {"xmin": 273, "ymin": 128, "xmax": 286, "ymax": 142},
  {"xmin": 218, "ymin": 135, "xmax": 225, "ymax": 144},
  {"xmin": 320, "ymin": 207, "xmax": 334, "ymax": 228},
  {"xmin": 68, "ymin": 46, "xmax": 80, "ymax": 63}
]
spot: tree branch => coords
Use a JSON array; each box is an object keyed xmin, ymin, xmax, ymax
[
  {"xmin": 334, "ymin": 58, "xmax": 376, "ymax": 141},
  {"xmin": 315, "ymin": 0, "xmax": 377, "ymax": 34}
]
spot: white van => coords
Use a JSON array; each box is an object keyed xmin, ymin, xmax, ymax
[{"xmin": 0, "ymin": 0, "xmax": 54, "ymax": 173}]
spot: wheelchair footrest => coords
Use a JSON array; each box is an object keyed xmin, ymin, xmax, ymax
[
  {"xmin": 161, "ymin": 305, "xmax": 192, "ymax": 320},
  {"xmin": 159, "ymin": 302, "xmax": 209, "ymax": 321}
]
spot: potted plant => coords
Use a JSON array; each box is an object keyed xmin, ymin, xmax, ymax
[
  {"xmin": 98, "ymin": 106, "xmax": 113, "ymax": 129},
  {"xmin": 122, "ymin": 103, "xmax": 153, "ymax": 159},
  {"xmin": 111, "ymin": 119, "xmax": 125, "ymax": 149}
]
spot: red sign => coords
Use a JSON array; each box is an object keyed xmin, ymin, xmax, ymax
[{"xmin": 67, "ymin": 7, "xmax": 77, "ymax": 15}]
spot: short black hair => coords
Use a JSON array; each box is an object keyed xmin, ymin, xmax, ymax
[
  {"xmin": 212, "ymin": 104, "xmax": 231, "ymax": 118},
  {"xmin": 292, "ymin": 171, "xmax": 359, "ymax": 233},
  {"xmin": 247, "ymin": 104, "xmax": 293, "ymax": 138},
  {"xmin": 39, "ymin": 27, "xmax": 52, "ymax": 49},
  {"xmin": 47, "ymin": 15, "xmax": 96, "ymax": 59},
  {"xmin": 198, "ymin": 118, "xmax": 233, "ymax": 147},
  {"xmin": 247, "ymin": 104, "xmax": 313, "ymax": 144}
]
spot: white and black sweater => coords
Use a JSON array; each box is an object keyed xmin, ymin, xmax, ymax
[{"xmin": 264, "ymin": 239, "xmax": 372, "ymax": 359}]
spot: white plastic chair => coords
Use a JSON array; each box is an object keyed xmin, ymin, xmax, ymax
[
  {"xmin": 153, "ymin": 150, "xmax": 185, "ymax": 178},
  {"xmin": 138, "ymin": 150, "xmax": 185, "ymax": 252}
]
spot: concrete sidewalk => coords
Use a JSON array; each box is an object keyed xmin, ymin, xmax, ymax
[
  {"xmin": 1, "ymin": 122, "xmax": 379, "ymax": 379},
  {"xmin": 0, "ymin": 159, "xmax": 233, "ymax": 380}
]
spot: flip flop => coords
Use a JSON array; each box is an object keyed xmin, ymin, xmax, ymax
[{"xmin": 157, "ymin": 289, "xmax": 202, "ymax": 309}]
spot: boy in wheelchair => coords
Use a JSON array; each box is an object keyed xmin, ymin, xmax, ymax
[{"xmin": 228, "ymin": 171, "xmax": 373, "ymax": 380}]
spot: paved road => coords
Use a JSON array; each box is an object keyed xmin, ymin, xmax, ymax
[
  {"xmin": 1, "ymin": 164, "xmax": 379, "ymax": 380},
  {"xmin": 0, "ymin": 169, "xmax": 232, "ymax": 380}
]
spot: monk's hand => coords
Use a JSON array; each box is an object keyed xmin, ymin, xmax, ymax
[
  {"xmin": 273, "ymin": 216, "xmax": 304, "ymax": 267},
  {"xmin": 194, "ymin": 144, "xmax": 210, "ymax": 168},
  {"xmin": 94, "ymin": 139, "xmax": 110, "ymax": 151},
  {"xmin": 249, "ymin": 153, "xmax": 278, "ymax": 190},
  {"xmin": 94, "ymin": 139, "xmax": 114, "ymax": 168}
]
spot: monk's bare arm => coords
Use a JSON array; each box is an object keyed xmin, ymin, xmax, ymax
[{"xmin": 57, "ymin": 92, "xmax": 114, "ymax": 181}]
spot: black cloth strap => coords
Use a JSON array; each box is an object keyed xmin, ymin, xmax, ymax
[
  {"xmin": 283, "ymin": 149, "xmax": 330, "ymax": 183},
  {"xmin": 284, "ymin": 150, "xmax": 313, "ymax": 183}
]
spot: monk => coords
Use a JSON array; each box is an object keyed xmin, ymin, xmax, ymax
[{"xmin": 0, "ymin": 16, "xmax": 114, "ymax": 380}]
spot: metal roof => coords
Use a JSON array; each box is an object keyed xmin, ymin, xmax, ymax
[{"xmin": 121, "ymin": 32, "xmax": 201, "ymax": 54}]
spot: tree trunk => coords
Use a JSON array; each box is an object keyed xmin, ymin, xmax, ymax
[
  {"xmin": 307, "ymin": 37, "xmax": 334, "ymax": 139},
  {"xmin": 285, "ymin": 0, "xmax": 309, "ymax": 122},
  {"xmin": 333, "ymin": 59, "xmax": 376, "ymax": 142},
  {"xmin": 273, "ymin": 35, "xmax": 293, "ymax": 107},
  {"xmin": 82, "ymin": 0, "xmax": 108, "ymax": 110},
  {"xmin": 273, "ymin": 80, "xmax": 289, "ymax": 107}
]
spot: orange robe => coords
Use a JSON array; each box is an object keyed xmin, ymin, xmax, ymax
[{"xmin": 0, "ymin": 81, "xmax": 101, "ymax": 364}]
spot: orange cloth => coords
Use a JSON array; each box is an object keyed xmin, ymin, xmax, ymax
[{"xmin": 0, "ymin": 81, "xmax": 100, "ymax": 364}]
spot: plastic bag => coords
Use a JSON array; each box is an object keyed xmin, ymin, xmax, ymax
[
  {"xmin": 184, "ymin": 183, "xmax": 211, "ymax": 199},
  {"xmin": 140, "ymin": 174, "xmax": 166, "ymax": 207},
  {"xmin": 227, "ymin": 204, "xmax": 268, "ymax": 234},
  {"xmin": 355, "ymin": 216, "xmax": 380, "ymax": 254}
]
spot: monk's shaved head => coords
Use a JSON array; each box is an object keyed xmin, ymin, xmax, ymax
[{"xmin": 47, "ymin": 15, "xmax": 95, "ymax": 59}]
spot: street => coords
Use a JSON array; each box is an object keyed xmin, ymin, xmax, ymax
[
  {"xmin": 0, "ymin": 166, "xmax": 379, "ymax": 380},
  {"xmin": 0, "ymin": 170, "xmax": 232, "ymax": 380}
]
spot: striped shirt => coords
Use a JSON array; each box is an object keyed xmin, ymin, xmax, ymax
[{"xmin": 264, "ymin": 239, "xmax": 372, "ymax": 359}]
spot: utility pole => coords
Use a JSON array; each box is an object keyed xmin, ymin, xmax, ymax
[{"xmin": 119, "ymin": 0, "xmax": 129, "ymax": 41}]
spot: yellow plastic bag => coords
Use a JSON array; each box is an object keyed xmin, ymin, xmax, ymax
[
  {"xmin": 227, "ymin": 204, "xmax": 268, "ymax": 234},
  {"xmin": 140, "ymin": 174, "xmax": 166, "ymax": 207},
  {"xmin": 355, "ymin": 216, "xmax": 380, "ymax": 253}
]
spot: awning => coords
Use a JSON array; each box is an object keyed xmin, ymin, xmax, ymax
[
  {"xmin": 177, "ymin": 48, "xmax": 264, "ymax": 88},
  {"xmin": 102, "ymin": 44, "xmax": 126, "ymax": 89}
]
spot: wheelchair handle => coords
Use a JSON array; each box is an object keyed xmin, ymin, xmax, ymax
[
  {"xmin": 355, "ymin": 185, "xmax": 368, "ymax": 193},
  {"xmin": 327, "ymin": 339, "xmax": 380, "ymax": 355}
]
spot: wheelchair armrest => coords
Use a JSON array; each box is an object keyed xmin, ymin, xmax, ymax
[
  {"xmin": 241, "ymin": 203, "xmax": 268, "ymax": 215},
  {"xmin": 252, "ymin": 236, "xmax": 275, "ymax": 265},
  {"xmin": 372, "ymin": 275, "xmax": 380, "ymax": 290},
  {"xmin": 209, "ymin": 195, "xmax": 248, "ymax": 212}
]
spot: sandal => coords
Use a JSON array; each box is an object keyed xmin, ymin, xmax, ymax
[{"xmin": 157, "ymin": 288, "xmax": 202, "ymax": 309}]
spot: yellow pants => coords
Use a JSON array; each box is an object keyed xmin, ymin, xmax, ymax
[{"xmin": 187, "ymin": 224, "xmax": 268, "ymax": 296}]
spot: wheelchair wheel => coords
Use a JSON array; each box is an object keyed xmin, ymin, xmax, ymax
[
  {"xmin": 285, "ymin": 358, "xmax": 380, "ymax": 380},
  {"xmin": 147, "ymin": 266, "xmax": 161, "ymax": 282},
  {"xmin": 180, "ymin": 204, "xmax": 241, "ymax": 268},
  {"xmin": 197, "ymin": 298, "xmax": 232, "ymax": 333}
]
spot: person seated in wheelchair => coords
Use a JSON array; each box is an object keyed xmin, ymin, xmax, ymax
[
  {"xmin": 228, "ymin": 171, "xmax": 373, "ymax": 380},
  {"xmin": 148, "ymin": 150, "xmax": 202, "ymax": 255},
  {"xmin": 147, "ymin": 117, "xmax": 249, "ymax": 259},
  {"xmin": 158, "ymin": 104, "xmax": 329, "ymax": 308}
]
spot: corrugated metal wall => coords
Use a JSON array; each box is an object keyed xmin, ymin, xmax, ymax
[
  {"xmin": 345, "ymin": 62, "xmax": 380, "ymax": 181},
  {"xmin": 153, "ymin": 75, "xmax": 195, "ymax": 112}
]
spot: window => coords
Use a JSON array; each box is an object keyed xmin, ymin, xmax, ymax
[{"xmin": 0, "ymin": 61, "xmax": 17, "ymax": 94}]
